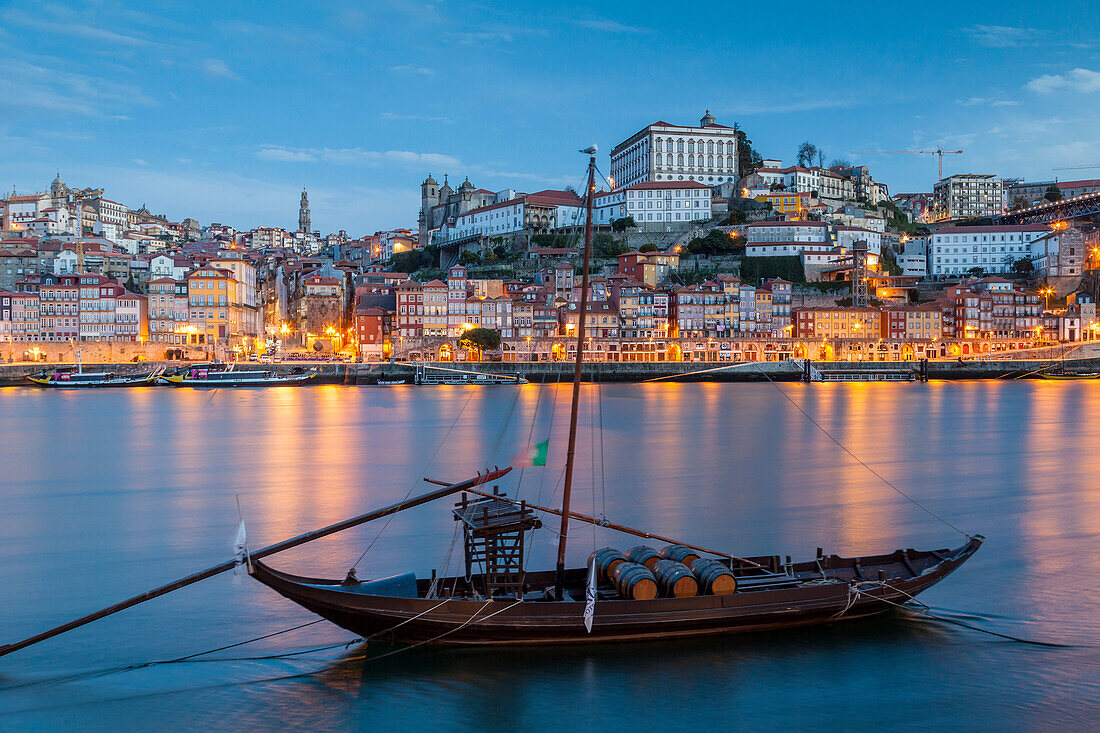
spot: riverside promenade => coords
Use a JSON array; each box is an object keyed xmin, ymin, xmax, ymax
[{"xmin": 4, "ymin": 357, "xmax": 1100, "ymax": 385}]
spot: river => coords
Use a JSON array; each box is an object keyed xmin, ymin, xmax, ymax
[{"xmin": 0, "ymin": 382, "xmax": 1097, "ymax": 730}]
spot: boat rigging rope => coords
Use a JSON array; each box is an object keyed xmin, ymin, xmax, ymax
[
  {"xmin": 838, "ymin": 581, "xmax": 1072, "ymax": 648},
  {"xmin": 756, "ymin": 365, "xmax": 971, "ymax": 539},
  {"xmin": 512, "ymin": 371, "xmax": 546, "ymax": 496}
]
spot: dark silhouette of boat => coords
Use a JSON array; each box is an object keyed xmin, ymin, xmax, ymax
[{"xmin": 250, "ymin": 536, "xmax": 983, "ymax": 645}]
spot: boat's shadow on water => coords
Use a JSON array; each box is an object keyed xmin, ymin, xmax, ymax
[{"xmin": 311, "ymin": 609, "xmax": 960, "ymax": 693}]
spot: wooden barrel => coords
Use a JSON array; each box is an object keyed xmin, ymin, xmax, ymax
[
  {"xmin": 611, "ymin": 562, "xmax": 658, "ymax": 601},
  {"xmin": 652, "ymin": 559, "xmax": 699, "ymax": 598},
  {"xmin": 690, "ymin": 558, "xmax": 738, "ymax": 595},
  {"xmin": 590, "ymin": 547, "xmax": 627, "ymax": 583},
  {"xmin": 659, "ymin": 544, "xmax": 701, "ymax": 567},
  {"xmin": 624, "ymin": 545, "xmax": 662, "ymax": 570}
]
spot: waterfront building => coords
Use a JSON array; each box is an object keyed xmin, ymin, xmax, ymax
[
  {"xmin": 8, "ymin": 290, "xmax": 41, "ymax": 341},
  {"xmin": 755, "ymin": 191, "xmax": 813, "ymax": 218},
  {"xmin": 928, "ymin": 224, "xmax": 1051, "ymax": 277},
  {"xmin": 793, "ymin": 306, "xmax": 882, "ymax": 338},
  {"xmin": 616, "ymin": 250, "xmax": 680, "ymax": 288},
  {"xmin": 1056, "ymin": 179, "xmax": 1100, "ymax": 199},
  {"xmin": 38, "ymin": 273, "xmax": 80, "ymax": 342},
  {"xmin": 1029, "ymin": 226, "xmax": 1084, "ymax": 277},
  {"xmin": 942, "ymin": 277, "xmax": 1041, "ymax": 339},
  {"xmin": 394, "ymin": 280, "xmax": 423, "ymax": 339},
  {"xmin": 0, "ymin": 249, "xmax": 38, "ymax": 291},
  {"xmin": 421, "ymin": 279, "xmax": 448, "ymax": 337},
  {"xmin": 355, "ymin": 305, "xmax": 391, "ymax": 360},
  {"xmin": 440, "ymin": 190, "xmax": 585, "ymax": 245},
  {"xmin": 744, "ymin": 220, "xmax": 837, "ymax": 258},
  {"xmin": 208, "ymin": 251, "xmax": 261, "ymax": 337},
  {"xmin": 561, "ymin": 300, "xmax": 620, "ymax": 339},
  {"xmin": 595, "ymin": 181, "xmax": 712, "ymax": 232},
  {"xmin": 297, "ymin": 274, "xmax": 344, "ymax": 336},
  {"xmin": 932, "ymin": 174, "xmax": 1004, "ymax": 221},
  {"xmin": 610, "ymin": 111, "xmax": 739, "ymax": 189},
  {"xmin": 147, "ymin": 278, "xmax": 189, "ymax": 343},
  {"xmin": 186, "ymin": 267, "xmax": 234, "ymax": 344},
  {"xmin": 881, "ymin": 306, "xmax": 944, "ymax": 339}
]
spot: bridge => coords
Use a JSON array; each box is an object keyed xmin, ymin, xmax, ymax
[{"xmin": 996, "ymin": 191, "xmax": 1100, "ymax": 224}]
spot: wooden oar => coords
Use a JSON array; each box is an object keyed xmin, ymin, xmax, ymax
[
  {"xmin": 0, "ymin": 467, "xmax": 512, "ymax": 659},
  {"xmin": 427, "ymin": 479, "xmax": 767, "ymax": 570}
]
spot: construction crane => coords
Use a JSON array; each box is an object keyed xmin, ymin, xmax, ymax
[
  {"xmin": 849, "ymin": 147, "xmax": 963, "ymax": 180},
  {"xmin": 1052, "ymin": 164, "xmax": 1100, "ymax": 171}
]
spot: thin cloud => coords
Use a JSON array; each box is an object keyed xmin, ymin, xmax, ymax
[
  {"xmin": 391, "ymin": 65, "xmax": 435, "ymax": 76},
  {"xmin": 254, "ymin": 146, "xmax": 460, "ymax": 168},
  {"xmin": 0, "ymin": 59, "xmax": 157, "ymax": 116},
  {"xmin": 202, "ymin": 59, "xmax": 241, "ymax": 80},
  {"xmin": 1026, "ymin": 68, "xmax": 1100, "ymax": 93},
  {"xmin": 965, "ymin": 25, "xmax": 1035, "ymax": 48},
  {"xmin": 956, "ymin": 97, "xmax": 1020, "ymax": 107},
  {"xmin": 574, "ymin": 18, "xmax": 648, "ymax": 33},
  {"xmin": 255, "ymin": 147, "xmax": 318, "ymax": 162},
  {"xmin": 0, "ymin": 5, "xmax": 159, "ymax": 48}
]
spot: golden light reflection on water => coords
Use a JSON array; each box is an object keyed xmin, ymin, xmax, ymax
[{"xmin": 4, "ymin": 382, "xmax": 1100, "ymax": 726}]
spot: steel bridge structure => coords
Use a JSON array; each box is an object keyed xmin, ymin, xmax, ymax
[{"xmin": 996, "ymin": 191, "xmax": 1100, "ymax": 225}]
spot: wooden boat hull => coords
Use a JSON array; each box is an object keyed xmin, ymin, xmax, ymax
[
  {"xmin": 250, "ymin": 535, "xmax": 983, "ymax": 646},
  {"xmin": 1039, "ymin": 373, "xmax": 1100, "ymax": 380},
  {"xmin": 27, "ymin": 374, "xmax": 159, "ymax": 388},
  {"xmin": 161, "ymin": 372, "xmax": 317, "ymax": 387}
]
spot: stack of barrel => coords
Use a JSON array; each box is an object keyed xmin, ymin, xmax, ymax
[{"xmin": 589, "ymin": 544, "xmax": 737, "ymax": 600}]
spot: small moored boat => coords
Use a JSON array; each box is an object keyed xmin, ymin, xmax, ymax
[
  {"xmin": 161, "ymin": 363, "xmax": 317, "ymax": 387},
  {"xmin": 28, "ymin": 366, "xmax": 160, "ymax": 388}
]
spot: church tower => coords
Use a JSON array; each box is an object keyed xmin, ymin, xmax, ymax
[{"xmin": 298, "ymin": 188, "xmax": 311, "ymax": 233}]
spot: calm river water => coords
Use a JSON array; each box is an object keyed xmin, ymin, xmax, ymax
[{"xmin": 0, "ymin": 382, "xmax": 1098, "ymax": 731}]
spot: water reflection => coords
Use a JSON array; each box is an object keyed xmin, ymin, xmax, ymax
[{"xmin": 1, "ymin": 382, "xmax": 1099, "ymax": 729}]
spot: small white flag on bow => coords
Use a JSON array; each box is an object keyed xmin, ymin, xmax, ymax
[
  {"xmin": 233, "ymin": 495, "xmax": 251, "ymax": 583},
  {"xmin": 583, "ymin": 556, "xmax": 597, "ymax": 633}
]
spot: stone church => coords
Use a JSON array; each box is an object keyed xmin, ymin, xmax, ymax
[{"xmin": 418, "ymin": 174, "xmax": 498, "ymax": 246}]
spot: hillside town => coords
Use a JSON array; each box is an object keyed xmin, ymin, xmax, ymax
[{"xmin": 4, "ymin": 111, "xmax": 1100, "ymax": 364}]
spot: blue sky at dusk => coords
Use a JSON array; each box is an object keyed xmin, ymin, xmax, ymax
[{"xmin": 2, "ymin": 0, "xmax": 1099, "ymax": 234}]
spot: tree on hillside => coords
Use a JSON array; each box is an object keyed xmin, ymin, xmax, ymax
[
  {"xmin": 594, "ymin": 233, "xmax": 628, "ymax": 258},
  {"xmin": 1012, "ymin": 257, "xmax": 1034, "ymax": 275},
  {"xmin": 796, "ymin": 141, "xmax": 818, "ymax": 168},
  {"xmin": 732, "ymin": 123, "xmax": 764, "ymax": 178},
  {"xmin": 611, "ymin": 216, "xmax": 637, "ymax": 232},
  {"xmin": 638, "ymin": 243, "xmax": 659, "ymax": 252},
  {"xmin": 722, "ymin": 209, "xmax": 747, "ymax": 225},
  {"xmin": 1044, "ymin": 184, "xmax": 1063, "ymax": 202},
  {"xmin": 816, "ymin": 149, "xmax": 826, "ymax": 168},
  {"xmin": 1009, "ymin": 196, "xmax": 1029, "ymax": 211},
  {"xmin": 687, "ymin": 230, "xmax": 743, "ymax": 256},
  {"xmin": 830, "ymin": 158, "xmax": 851, "ymax": 169}
]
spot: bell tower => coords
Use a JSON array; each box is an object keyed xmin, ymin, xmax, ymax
[{"xmin": 298, "ymin": 188, "xmax": 311, "ymax": 233}]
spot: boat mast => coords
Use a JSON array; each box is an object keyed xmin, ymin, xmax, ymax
[{"xmin": 555, "ymin": 149, "xmax": 597, "ymax": 600}]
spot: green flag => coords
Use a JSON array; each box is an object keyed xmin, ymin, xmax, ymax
[{"xmin": 530, "ymin": 439, "xmax": 549, "ymax": 466}]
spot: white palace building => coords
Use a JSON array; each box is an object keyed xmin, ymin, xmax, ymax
[{"xmin": 610, "ymin": 111, "xmax": 740, "ymax": 190}]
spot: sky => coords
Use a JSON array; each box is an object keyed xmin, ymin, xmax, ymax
[{"xmin": 2, "ymin": 0, "xmax": 1099, "ymax": 235}]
